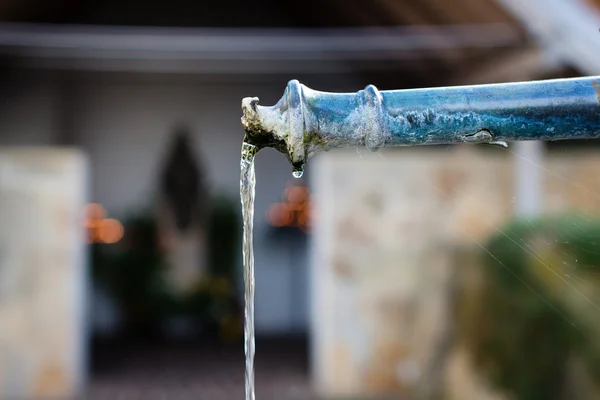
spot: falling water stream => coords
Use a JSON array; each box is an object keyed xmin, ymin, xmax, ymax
[
  {"xmin": 241, "ymin": 140, "xmax": 303, "ymax": 400},
  {"xmin": 240, "ymin": 142, "xmax": 257, "ymax": 400}
]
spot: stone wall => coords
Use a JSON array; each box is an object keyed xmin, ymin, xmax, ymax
[
  {"xmin": 309, "ymin": 146, "xmax": 600, "ymax": 399},
  {"xmin": 0, "ymin": 148, "xmax": 88, "ymax": 399}
]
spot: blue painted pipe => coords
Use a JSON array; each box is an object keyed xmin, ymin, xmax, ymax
[{"xmin": 241, "ymin": 76, "xmax": 600, "ymax": 171}]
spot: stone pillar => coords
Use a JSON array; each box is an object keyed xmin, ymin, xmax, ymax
[
  {"xmin": 310, "ymin": 147, "xmax": 600, "ymax": 399},
  {"xmin": 309, "ymin": 147, "xmax": 513, "ymax": 399},
  {"xmin": 0, "ymin": 148, "xmax": 88, "ymax": 399}
]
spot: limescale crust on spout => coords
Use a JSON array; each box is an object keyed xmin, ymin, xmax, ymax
[{"xmin": 241, "ymin": 80, "xmax": 309, "ymax": 172}]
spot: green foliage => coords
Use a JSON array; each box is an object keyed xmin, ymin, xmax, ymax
[
  {"xmin": 91, "ymin": 210, "xmax": 176, "ymax": 335},
  {"xmin": 459, "ymin": 215, "xmax": 600, "ymax": 400},
  {"xmin": 92, "ymin": 194, "xmax": 243, "ymax": 340},
  {"xmin": 206, "ymin": 194, "xmax": 242, "ymax": 281}
]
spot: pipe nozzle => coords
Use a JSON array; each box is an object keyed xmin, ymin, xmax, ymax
[{"xmin": 240, "ymin": 80, "xmax": 308, "ymax": 170}]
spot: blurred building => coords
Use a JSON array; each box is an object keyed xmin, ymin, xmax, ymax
[
  {"xmin": 0, "ymin": 0, "xmax": 534, "ymax": 340},
  {"xmin": 0, "ymin": 0, "xmax": 599, "ymax": 399}
]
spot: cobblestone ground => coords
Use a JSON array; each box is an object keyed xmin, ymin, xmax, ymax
[{"xmin": 87, "ymin": 337, "xmax": 316, "ymax": 400}]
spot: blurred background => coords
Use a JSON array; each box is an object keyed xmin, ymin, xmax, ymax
[{"xmin": 1, "ymin": 0, "xmax": 600, "ymax": 399}]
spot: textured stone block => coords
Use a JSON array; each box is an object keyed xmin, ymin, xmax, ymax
[
  {"xmin": 310, "ymin": 147, "xmax": 513, "ymax": 398},
  {"xmin": 0, "ymin": 148, "xmax": 88, "ymax": 399},
  {"xmin": 310, "ymin": 146, "xmax": 600, "ymax": 398}
]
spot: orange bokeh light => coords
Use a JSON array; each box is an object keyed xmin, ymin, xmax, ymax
[
  {"xmin": 267, "ymin": 204, "xmax": 284, "ymax": 227},
  {"xmin": 98, "ymin": 219, "xmax": 124, "ymax": 244},
  {"xmin": 297, "ymin": 209, "xmax": 310, "ymax": 227},
  {"xmin": 84, "ymin": 203, "xmax": 106, "ymax": 221},
  {"xmin": 268, "ymin": 182, "xmax": 314, "ymax": 231},
  {"xmin": 268, "ymin": 203, "xmax": 293, "ymax": 227},
  {"xmin": 286, "ymin": 186, "xmax": 308, "ymax": 205},
  {"xmin": 83, "ymin": 203, "xmax": 124, "ymax": 244}
]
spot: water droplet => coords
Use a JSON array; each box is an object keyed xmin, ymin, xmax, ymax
[{"xmin": 292, "ymin": 169, "xmax": 303, "ymax": 179}]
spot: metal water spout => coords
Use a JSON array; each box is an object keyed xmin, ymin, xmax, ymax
[{"xmin": 241, "ymin": 76, "xmax": 600, "ymax": 171}]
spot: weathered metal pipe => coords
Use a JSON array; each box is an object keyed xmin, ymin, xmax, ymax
[{"xmin": 241, "ymin": 76, "xmax": 600, "ymax": 171}]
